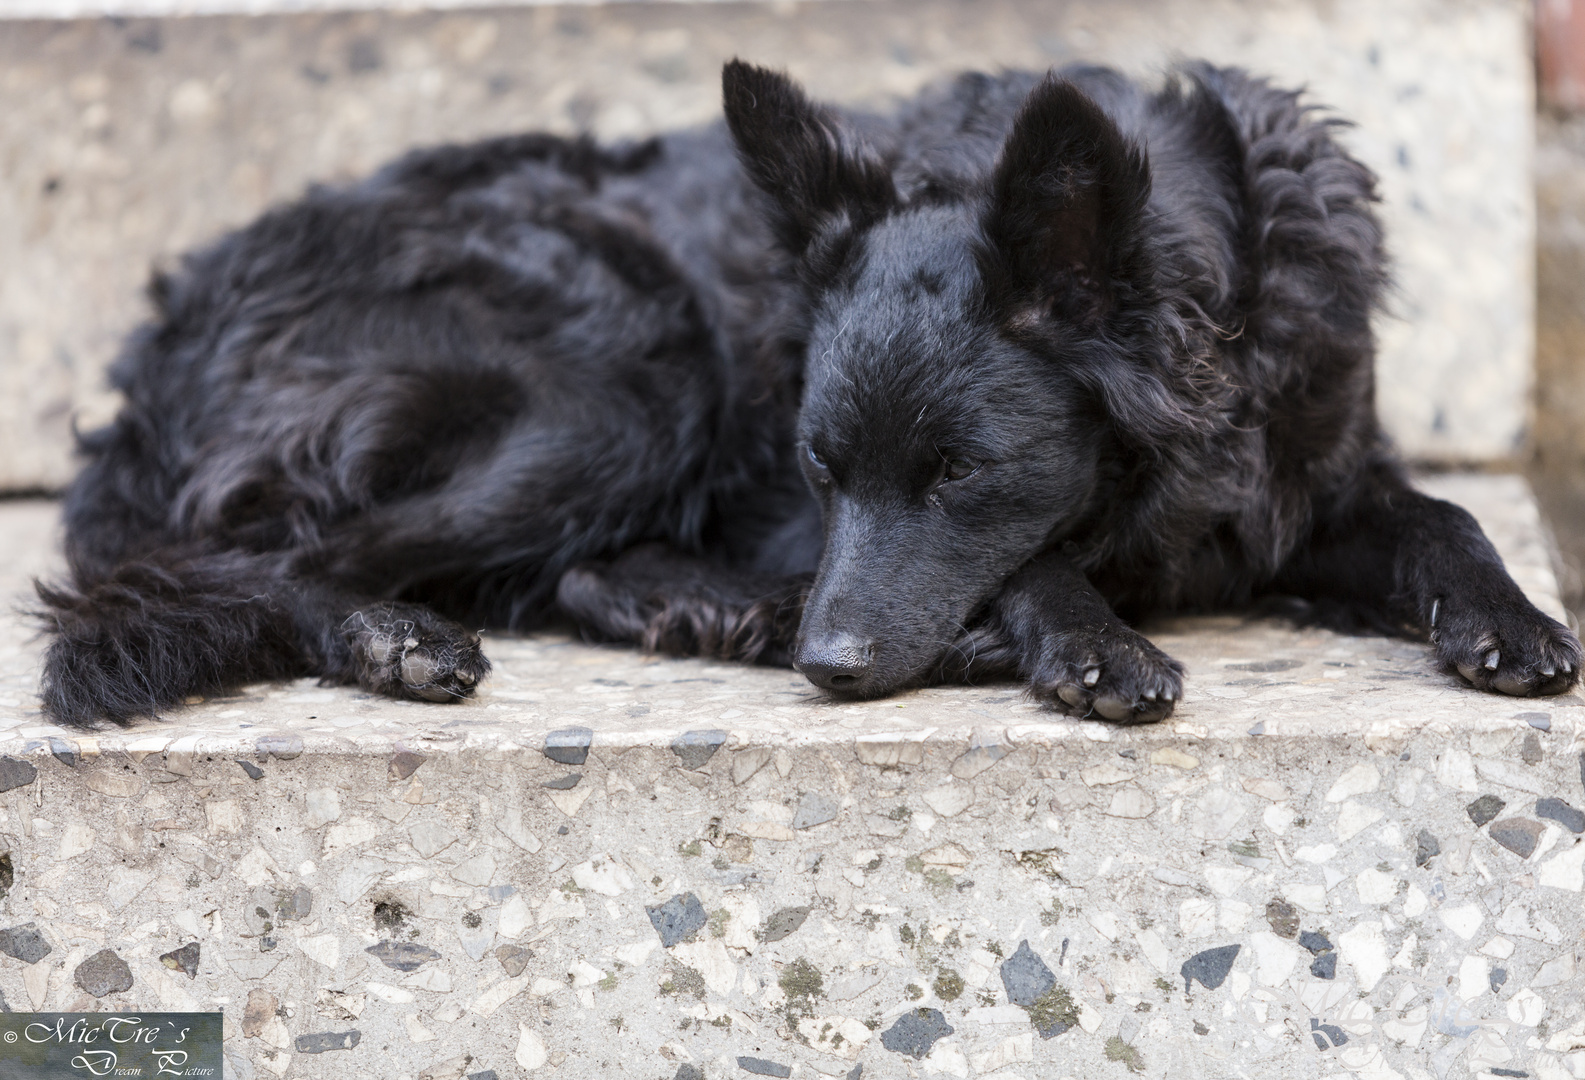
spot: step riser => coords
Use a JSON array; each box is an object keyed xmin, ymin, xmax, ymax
[{"xmin": 2, "ymin": 719, "xmax": 1582, "ymax": 1079}]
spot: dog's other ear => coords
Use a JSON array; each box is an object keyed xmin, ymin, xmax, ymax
[
  {"xmin": 985, "ymin": 76, "xmax": 1151, "ymax": 327},
  {"xmin": 723, "ymin": 60, "xmax": 897, "ymax": 256}
]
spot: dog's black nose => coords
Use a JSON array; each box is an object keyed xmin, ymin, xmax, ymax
[{"xmin": 795, "ymin": 633, "xmax": 876, "ymax": 692}]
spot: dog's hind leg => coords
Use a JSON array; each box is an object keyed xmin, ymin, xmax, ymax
[
  {"xmin": 555, "ymin": 543, "xmax": 809, "ymax": 666},
  {"xmin": 36, "ymin": 549, "xmax": 488, "ymax": 727},
  {"xmin": 1271, "ymin": 463, "xmax": 1581, "ymax": 697},
  {"xmin": 942, "ymin": 549, "xmax": 1185, "ymax": 724}
]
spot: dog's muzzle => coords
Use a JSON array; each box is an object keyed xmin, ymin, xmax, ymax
[{"xmin": 794, "ymin": 632, "xmax": 877, "ymax": 693}]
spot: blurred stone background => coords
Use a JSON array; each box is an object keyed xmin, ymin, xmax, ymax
[
  {"xmin": 7, "ymin": 0, "xmax": 1583, "ymax": 623},
  {"xmin": 1535, "ymin": 0, "xmax": 1585, "ymax": 623}
]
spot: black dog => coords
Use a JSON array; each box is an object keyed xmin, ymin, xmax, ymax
[{"xmin": 37, "ymin": 60, "xmax": 1581, "ymax": 728}]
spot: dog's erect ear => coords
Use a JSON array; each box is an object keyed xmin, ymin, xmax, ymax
[
  {"xmin": 985, "ymin": 76, "xmax": 1151, "ymax": 327},
  {"xmin": 722, "ymin": 60, "xmax": 897, "ymax": 255}
]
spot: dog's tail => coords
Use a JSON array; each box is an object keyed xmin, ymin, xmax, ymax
[{"xmin": 33, "ymin": 548, "xmax": 324, "ymax": 729}]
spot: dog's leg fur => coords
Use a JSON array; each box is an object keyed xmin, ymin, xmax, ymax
[
  {"xmin": 943, "ymin": 549, "xmax": 1184, "ymax": 723},
  {"xmin": 37, "ymin": 550, "xmax": 487, "ymax": 726},
  {"xmin": 1273, "ymin": 464, "xmax": 1581, "ymax": 696},
  {"xmin": 556, "ymin": 544, "xmax": 809, "ymax": 666}
]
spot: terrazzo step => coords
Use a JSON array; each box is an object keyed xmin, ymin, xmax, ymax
[{"xmin": 0, "ymin": 474, "xmax": 1582, "ymax": 1080}]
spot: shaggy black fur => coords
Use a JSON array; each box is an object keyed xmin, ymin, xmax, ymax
[{"xmin": 37, "ymin": 60, "xmax": 1581, "ymax": 727}]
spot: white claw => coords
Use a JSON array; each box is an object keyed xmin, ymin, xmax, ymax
[
  {"xmin": 403, "ymin": 637, "xmax": 420, "ymax": 651},
  {"xmin": 1144, "ymin": 690, "xmax": 1157, "ymax": 701},
  {"xmin": 1483, "ymin": 649, "xmax": 1500, "ymax": 671},
  {"xmin": 1541, "ymin": 665, "xmax": 1557, "ymax": 678},
  {"xmin": 1082, "ymin": 667, "xmax": 1100, "ymax": 688},
  {"xmin": 1429, "ymin": 599, "xmax": 1439, "ymax": 627}
]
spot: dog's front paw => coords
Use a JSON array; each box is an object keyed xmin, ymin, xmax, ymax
[
  {"xmin": 1027, "ymin": 627, "xmax": 1184, "ymax": 724},
  {"xmin": 1433, "ymin": 596, "xmax": 1580, "ymax": 697},
  {"xmin": 342, "ymin": 604, "xmax": 490, "ymax": 702}
]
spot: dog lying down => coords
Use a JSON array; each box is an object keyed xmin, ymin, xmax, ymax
[{"xmin": 37, "ymin": 60, "xmax": 1581, "ymax": 728}]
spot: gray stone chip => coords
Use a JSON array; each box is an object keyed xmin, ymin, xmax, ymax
[
  {"xmin": 1181, "ymin": 945, "xmax": 1241, "ymax": 992},
  {"xmin": 74, "ymin": 949, "xmax": 134, "ymax": 997},
  {"xmin": 496, "ymin": 945, "xmax": 532, "ymax": 978},
  {"xmin": 646, "ymin": 892, "xmax": 707, "ymax": 947},
  {"xmin": 791, "ymin": 791, "xmax": 839, "ymax": 830},
  {"xmin": 1415, "ymin": 829, "xmax": 1441, "ymax": 867},
  {"xmin": 1264, "ymin": 898, "xmax": 1298, "ymax": 938},
  {"xmin": 672, "ymin": 1068, "xmax": 703, "ymax": 1080},
  {"xmin": 846, "ymin": 1066, "xmax": 863, "ymax": 1080},
  {"xmin": 366, "ymin": 941, "xmax": 442, "ymax": 971},
  {"xmin": 544, "ymin": 727, "xmax": 593, "ymax": 766},
  {"xmin": 0, "ymin": 757, "xmax": 37, "ymax": 793},
  {"xmin": 48, "ymin": 738, "xmax": 78, "ymax": 768},
  {"xmin": 759, "ymin": 906, "xmax": 811, "ymax": 944},
  {"xmin": 160, "ymin": 942, "xmax": 200, "ymax": 978},
  {"xmin": 1490, "ymin": 967, "xmax": 1508, "ymax": 993},
  {"xmin": 245, "ymin": 885, "xmax": 313, "ymax": 936},
  {"xmin": 296, "ymin": 1031, "xmax": 361, "ymax": 1053},
  {"xmin": 1517, "ymin": 711, "xmax": 1551, "ymax": 731},
  {"xmin": 1521, "ymin": 731, "xmax": 1543, "ymax": 765},
  {"xmin": 1311, "ymin": 1018, "xmax": 1348, "ymax": 1049},
  {"xmin": 541, "ymin": 773, "xmax": 582, "ymax": 790},
  {"xmin": 257, "ymin": 734, "xmax": 304, "ymax": 760},
  {"xmin": 671, "ymin": 729, "xmax": 727, "ymax": 770},
  {"xmin": 1487, "ymin": 817, "xmax": 1545, "ymax": 858},
  {"xmin": 1536, "ymin": 797, "xmax": 1585, "ymax": 834},
  {"xmin": 999, "ymin": 940, "xmax": 1056, "ymax": 1007},
  {"xmin": 0, "ymin": 923, "xmax": 51, "ymax": 965},
  {"xmin": 286, "ymin": 886, "xmax": 313, "ymax": 919},
  {"xmin": 468, "ymin": 1072, "xmax": 500, "ymax": 1080},
  {"xmin": 236, "ymin": 759, "xmax": 264, "ymax": 780},
  {"xmin": 1310, "ymin": 952, "xmax": 1337, "ymax": 980},
  {"xmin": 387, "ymin": 750, "xmax": 426, "ymax": 780},
  {"xmin": 1298, "ymin": 931, "xmax": 1333, "ymax": 955},
  {"xmin": 1467, "ymin": 795, "xmax": 1506, "ymax": 827},
  {"xmin": 880, "ymin": 1008, "xmax": 954, "ymax": 1059},
  {"xmin": 737, "ymin": 1058, "xmax": 792, "ymax": 1078}
]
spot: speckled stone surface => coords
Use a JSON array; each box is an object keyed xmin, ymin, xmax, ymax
[
  {"xmin": 0, "ymin": 0, "xmax": 1537, "ymax": 492},
  {"xmin": 1, "ymin": 473, "xmax": 1583, "ymax": 1080}
]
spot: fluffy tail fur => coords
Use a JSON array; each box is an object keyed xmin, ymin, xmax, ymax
[{"xmin": 35, "ymin": 550, "xmax": 318, "ymax": 728}]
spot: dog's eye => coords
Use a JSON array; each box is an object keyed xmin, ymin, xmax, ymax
[
  {"xmin": 807, "ymin": 445, "xmax": 828, "ymax": 470},
  {"xmin": 944, "ymin": 457, "xmax": 978, "ymax": 481}
]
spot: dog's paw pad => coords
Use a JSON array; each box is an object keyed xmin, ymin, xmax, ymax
[
  {"xmin": 343, "ymin": 607, "xmax": 490, "ymax": 703},
  {"xmin": 1030, "ymin": 633, "xmax": 1183, "ymax": 724},
  {"xmin": 1437, "ymin": 599, "xmax": 1581, "ymax": 698}
]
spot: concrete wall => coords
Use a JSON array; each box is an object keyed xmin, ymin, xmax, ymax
[{"xmin": 0, "ymin": 0, "xmax": 1535, "ymax": 490}]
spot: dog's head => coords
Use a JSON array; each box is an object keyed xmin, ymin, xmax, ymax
[{"xmin": 723, "ymin": 61, "xmax": 1169, "ymax": 696}]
